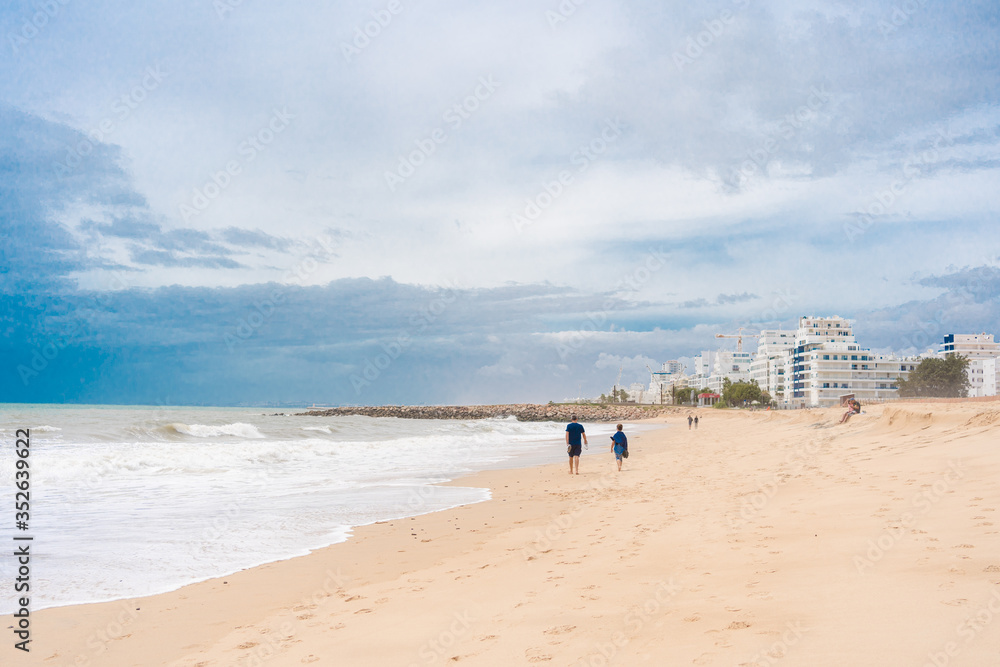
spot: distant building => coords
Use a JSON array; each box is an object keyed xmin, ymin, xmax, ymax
[
  {"xmin": 939, "ymin": 333, "xmax": 1000, "ymax": 397},
  {"xmin": 626, "ymin": 382, "xmax": 647, "ymax": 403},
  {"xmin": 749, "ymin": 329, "xmax": 796, "ymax": 402},
  {"xmin": 984, "ymin": 358, "xmax": 999, "ymax": 397},
  {"xmin": 661, "ymin": 360, "xmax": 685, "ymax": 375}
]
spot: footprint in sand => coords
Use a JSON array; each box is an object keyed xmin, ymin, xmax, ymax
[
  {"xmin": 525, "ymin": 648, "xmax": 553, "ymax": 662},
  {"xmin": 544, "ymin": 625, "xmax": 576, "ymax": 635},
  {"xmin": 301, "ymin": 656, "xmax": 320, "ymax": 663},
  {"xmin": 692, "ymin": 652, "xmax": 716, "ymax": 665},
  {"xmin": 727, "ymin": 621, "xmax": 752, "ymax": 630}
]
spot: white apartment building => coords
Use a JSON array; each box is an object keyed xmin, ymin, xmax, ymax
[
  {"xmin": 692, "ymin": 351, "xmax": 716, "ymax": 379},
  {"xmin": 786, "ymin": 316, "xmax": 919, "ymax": 407},
  {"xmin": 749, "ymin": 329, "xmax": 796, "ymax": 400},
  {"xmin": 704, "ymin": 349, "xmax": 753, "ymax": 396},
  {"xmin": 938, "ymin": 333, "xmax": 1000, "ymax": 397},
  {"xmin": 647, "ymin": 370, "xmax": 689, "ymax": 405},
  {"xmin": 626, "ymin": 382, "xmax": 647, "ymax": 403},
  {"xmin": 984, "ymin": 357, "xmax": 999, "ymax": 397}
]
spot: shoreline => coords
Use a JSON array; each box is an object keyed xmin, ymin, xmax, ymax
[{"xmin": 29, "ymin": 402, "xmax": 1000, "ymax": 665}]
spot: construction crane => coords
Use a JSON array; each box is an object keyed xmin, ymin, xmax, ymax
[{"xmin": 715, "ymin": 327, "xmax": 761, "ymax": 354}]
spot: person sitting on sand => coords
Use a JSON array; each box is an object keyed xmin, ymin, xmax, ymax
[
  {"xmin": 610, "ymin": 423, "xmax": 628, "ymax": 472},
  {"xmin": 565, "ymin": 415, "xmax": 588, "ymax": 475},
  {"xmin": 839, "ymin": 399, "xmax": 861, "ymax": 424}
]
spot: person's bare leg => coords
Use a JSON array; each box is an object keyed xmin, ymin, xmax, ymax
[
  {"xmin": 569, "ymin": 455, "xmax": 574, "ymax": 474},
  {"xmin": 573, "ymin": 455, "xmax": 580, "ymax": 474}
]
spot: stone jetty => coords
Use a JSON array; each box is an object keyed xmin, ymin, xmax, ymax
[{"xmin": 297, "ymin": 403, "xmax": 678, "ymax": 422}]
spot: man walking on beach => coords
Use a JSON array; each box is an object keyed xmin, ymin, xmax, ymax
[
  {"xmin": 565, "ymin": 415, "xmax": 587, "ymax": 475},
  {"xmin": 687, "ymin": 415, "xmax": 693, "ymax": 430}
]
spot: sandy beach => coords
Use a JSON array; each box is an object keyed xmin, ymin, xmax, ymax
[{"xmin": 25, "ymin": 400, "xmax": 1000, "ymax": 666}]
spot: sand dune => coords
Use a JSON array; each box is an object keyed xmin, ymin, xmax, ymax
[{"xmin": 31, "ymin": 400, "xmax": 1000, "ymax": 666}]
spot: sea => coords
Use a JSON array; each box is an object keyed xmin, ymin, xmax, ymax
[{"xmin": 0, "ymin": 404, "xmax": 642, "ymax": 613}]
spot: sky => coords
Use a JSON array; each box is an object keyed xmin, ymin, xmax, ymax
[{"xmin": 1, "ymin": 0, "xmax": 999, "ymax": 406}]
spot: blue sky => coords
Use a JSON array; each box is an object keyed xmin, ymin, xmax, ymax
[{"xmin": 1, "ymin": 0, "xmax": 999, "ymax": 405}]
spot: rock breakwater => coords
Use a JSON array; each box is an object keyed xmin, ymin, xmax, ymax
[{"xmin": 298, "ymin": 404, "xmax": 677, "ymax": 422}]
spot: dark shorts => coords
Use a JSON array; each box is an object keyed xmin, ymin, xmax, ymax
[{"xmin": 568, "ymin": 444, "xmax": 582, "ymax": 457}]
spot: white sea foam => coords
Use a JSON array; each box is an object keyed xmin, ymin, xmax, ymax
[
  {"xmin": 168, "ymin": 422, "xmax": 265, "ymax": 439},
  {"xmin": 0, "ymin": 405, "xmax": 606, "ymax": 613},
  {"xmin": 301, "ymin": 425, "xmax": 334, "ymax": 434}
]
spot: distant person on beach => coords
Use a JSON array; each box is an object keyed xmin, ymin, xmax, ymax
[
  {"xmin": 694, "ymin": 415, "xmax": 699, "ymax": 429},
  {"xmin": 565, "ymin": 415, "xmax": 588, "ymax": 475},
  {"xmin": 687, "ymin": 415, "xmax": 693, "ymax": 430},
  {"xmin": 839, "ymin": 399, "xmax": 861, "ymax": 424},
  {"xmin": 610, "ymin": 423, "xmax": 628, "ymax": 472}
]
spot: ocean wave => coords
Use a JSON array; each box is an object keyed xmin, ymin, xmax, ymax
[
  {"xmin": 301, "ymin": 425, "xmax": 335, "ymax": 434},
  {"xmin": 167, "ymin": 422, "xmax": 265, "ymax": 439},
  {"xmin": 32, "ymin": 425, "xmax": 63, "ymax": 432}
]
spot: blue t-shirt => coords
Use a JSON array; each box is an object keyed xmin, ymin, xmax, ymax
[
  {"xmin": 612, "ymin": 431, "xmax": 627, "ymax": 447},
  {"xmin": 566, "ymin": 422, "xmax": 585, "ymax": 445}
]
